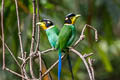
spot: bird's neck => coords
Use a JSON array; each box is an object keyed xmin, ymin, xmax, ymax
[{"xmin": 64, "ymin": 24, "xmax": 74, "ymax": 26}]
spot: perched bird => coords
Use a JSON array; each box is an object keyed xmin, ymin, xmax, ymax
[
  {"xmin": 36, "ymin": 19, "xmax": 59, "ymax": 48},
  {"xmin": 56, "ymin": 13, "xmax": 80, "ymax": 80},
  {"xmin": 36, "ymin": 18, "xmax": 77, "ymax": 80}
]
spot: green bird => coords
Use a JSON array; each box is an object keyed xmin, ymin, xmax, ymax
[
  {"xmin": 36, "ymin": 19, "xmax": 75, "ymax": 80},
  {"xmin": 36, "ymin": 19, "xmax": 59, "ymax": 48},
  {"xmin": 56, "ymin": 13, "xmax": 80, "ymax": 80}
]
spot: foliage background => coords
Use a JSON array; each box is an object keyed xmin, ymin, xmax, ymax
[{"xmin": 0, "ymin": 0, "xmax": 120, "ymax": 80}]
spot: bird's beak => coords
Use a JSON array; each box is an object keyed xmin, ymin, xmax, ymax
[
  {"xmin": 75, "ymin": 14, "xmax": 81, "ymax": 18},
  {"xmin": 36, "ymin": 22, "xmax": 47, "ymax": 30},
  {"xmin": 36, "ymin": 22, "xmax": 43, "ymax": 26}
]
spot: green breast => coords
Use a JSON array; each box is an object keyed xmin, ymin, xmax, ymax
[
  {"xmin": 57, "ymin": 24, "xmax": 75, "ymax": 50},
  {"xmin": 45, "ymin": 26, "xmax": 59, "ymax": 47}
]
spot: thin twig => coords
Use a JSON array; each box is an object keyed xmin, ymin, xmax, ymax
[
  {"xmin": 35, "ymin": 0, "xmax": 40, "ymax": 53},
  {"xmin": 22, "ymin": 52, "xmax": 29, "ymax": 79},
  {"xmin": 1, "ymin": 0, "xmax": 5, "ymax": 70},
  {"xmin": 88, "ymin": 58, "xmax": 95, "ymax": 80},
  {"xmin": 42, "ymin": 54, "xmax": 67, "ymax": 78},
  {"xmin": 5, "ymin": 67, "xmax": 29, "ymax": 80},
  {"xmin": 4, "ymin": 42, "xmax": 21, "ymax": 68},
  {"xmin": 36, "ymin": 1, "xmax": 42, "ymax": 79},
  {"xmin": 22, "ymin": 48, "xmax": 55, "ymax": 66},
  {"xmin": 83, "ymin": 53, "xmax": 94, "ymax": 58},
  {"xmin": 38, "ymin": 51, "xmax": 42, "ymax": 80},
  {"xmin": 29, "ymin": 0, "xmax": 36, "ymax": 78},
  {"xmin": 74, "ymin": 24, "xmax": 98, "ymax": 47},
  {"xmin": 70, "ymin": 48, "xmax": 93, "ymax": 80},
  {"xmin": 15, "ymin": 0, "xmax": 24, "ymax": 58},
  {"xmin": 15, "ymin": 0, "xmax": 25, "ymax": 79},
  {"xmin": 0, "ymin": 37, "xmax": 20, "ymax": 67}
]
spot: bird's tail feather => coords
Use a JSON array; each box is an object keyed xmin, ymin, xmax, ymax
[
  {"xmin": 58, "ymin": 49, "xmax": 62, "ymax": 80},
  {"xmin": 67, "ymin": 54, "xmax": 74, "ymax": 80}
]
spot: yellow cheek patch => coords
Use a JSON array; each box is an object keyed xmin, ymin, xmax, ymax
[
  {"xmin": 42, "ymin": 25, "xmax": 47, "ymax": 30},
  {"xmin": 71, "ymin": 17, "xmax": 76, "ymax": 24},
  {"xmin": 40, "ymin": 23, "xmax": 47, "ymax": 30}
]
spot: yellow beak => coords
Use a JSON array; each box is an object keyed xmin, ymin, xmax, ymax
[
  {"xmin": 36, "ymin": 22, "xmax": 43, "ymax": 26},
  {"xmin": 75, "ymin": 14, "xmax": 81, "ymax": 18},
  {"xmin": 36, "ymin": 22, "xmax": 47, "ymax": 30}
]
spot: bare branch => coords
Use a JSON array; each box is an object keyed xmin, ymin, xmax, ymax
[
  {"xmin": 1, "ymin": 36, "xmax": 20, "ymax": 68},
  {"xmin": 1, "ymin": 0, "xmax": 5, "ymax": 70},
  {"xmin": 15, "ymin": 0, "xmax": 24, "ymax": 57},
  {"xmin": 42, "ymin": 54, "xmax": 67, "ymax": 78},
  {"xmin": 74, "ymin": 24, "xmax": 98, "ymax": 47},
  {"xmin": 5, "ymin": 42, "xmax": 21, "ymax": 68},
  {"xmin": 29, "ymin": 0, "xmax": 36, "ymax": 78},
  {"xmin": 22, "ymin": 48, "xmax": 55, "ymax": 66},
  {"xmin": 14, "ymin": 0, "xmax": 25, "ymax": 79},
  {"xmin": 22, "ymin": 52, "xmax": 30, "ymax": 79},
  {"xmin": 35, "ymin": 0, "xmax": 40, "ymax": 53},
  {"xmin": 70, "ymin": 48, "xmax": 93, "ymax": 80},
  {"xmin": 83, "ymin": 53, "xmax": 94, "ymax": 58},
  {"xmin": 5, "ymin": 67, "xmax": 29, "ymax": 80},
  {"xmin": 88, "ymin": 58, "xmax": 95, "ymax": 80},
  {"xmin": 35, "ymin": 1, "xmax": 42, "ymax": 79},
  {"xmin": 38, "ymin": 51, "xmax": 42, "ymax": 80}
]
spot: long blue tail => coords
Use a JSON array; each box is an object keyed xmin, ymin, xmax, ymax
[
  {"xmin": 67, "ymin": 54, "xmax": 74, "ymax": 80},
  {"xmin": 58, "ymin": 49, "xmax": 62, "ymax": 80}
]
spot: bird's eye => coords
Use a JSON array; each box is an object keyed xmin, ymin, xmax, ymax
[
  {"xmin": 65, "ymin": 18, "xmax": 68, "ymax": 20},
  {"xmin": 47, "ymin": 21, "xmax": 50, "ymax": 24}
]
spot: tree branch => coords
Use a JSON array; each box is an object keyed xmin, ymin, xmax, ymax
[
  {"xmin": 35, "ymin": 0, "xmax": 40, "ymax": 53},
  {"xmin": 4, "ymin": 41, "xmax": 21, "ymax": 68},
  {"xmin": 1, "ymin": 0, "xmax": 5, "ymax": 70},
  {"xmin": 74, "ymin": 24, "xmax": 98, "ymax": 47},
  {"xmin": 29, "ymin": 0, "xmax": 36, "ymax": 79},
  {"xmin": 38, "ymin": 51, "xmax": 42, "ymax": 80},
  {"xmin": 0, "ymin": 37, "xmax": 20, "ymax": 67},
  {"xmin": 15, "ymin": 0, "xmax": 24, "ymax": 58},
  {"xmin": 88, "ymin": 58, "xmax": 95, "ymax": 80},
  {"xmin": 21, "ymin": 48, "xmax": 55, "ymax": 66},
  {"xmin": 5, "ymin": 67, "xmax": 29, "ymax": 80},
  {"xmin": 70, "ymin": 47, "xmax": 93, "ymax": 80},
  {"xmin": 14, "ymin": 0, "xmax": 25, "ymax": 79}
]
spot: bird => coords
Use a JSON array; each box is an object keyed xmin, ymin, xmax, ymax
[
  {"xmin": 36, "ymin": 19, "xmax": 59, "ymax": 48},
  {"xmin": 55, "ymin": 13, "xmax": 81, "ymax": 80},
  {"xmin": 36, "ymin": 18, "xmax": 77, "ymax": 80}
]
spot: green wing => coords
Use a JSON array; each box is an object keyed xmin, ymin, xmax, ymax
[
  {"xmin": 66, "ymin": 25, "xmax": 76, "ymax": 46},
  {"xmin": 56, "ymin": 25, "xmax": 73, "ymax": 50},
  {"xmin": 54, "ymin": 25, "xmax": 60, "ymax": 35}
]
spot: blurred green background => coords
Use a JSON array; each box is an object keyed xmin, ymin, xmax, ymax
[{"xmin": 0, "ymin": 0, "xmax": 120, "ymax": 80}]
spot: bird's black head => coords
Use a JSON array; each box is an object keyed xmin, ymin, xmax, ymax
[
  {"xmin": 64, "ymin": 13, "xmax": 80, "ymax": 24},
  {"xmin": 36, "ymin": 19, "xmax": 54, "ymax": 30},
  {"xmin": 41, "ymin": 19, "xmax": 54, "ymax": 27}
]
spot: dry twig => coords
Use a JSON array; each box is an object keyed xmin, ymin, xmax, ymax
[
  {"xmin": 5, "ymin": 68, "xmax": 28, "ymax": 80},
  {"xmin": 74, "ymin": 24, "xmax": 98, "ymax": 47},
  {"xmin": 1, "ymin": 0, "xmax": 5, "ymax": 70},
  {"xmin": 29, "ymin": 0, "xmax": 36, "ymax": 78},
  {"xmin": 14, "ymin": 0, "xmax": 25, "ymax": 79},
  {"xmin": 70, "ymin": 48, "xmax": 93, "ymax": 80},
  {"xmin": 88, "ymin": 58, "xmax": 95, "ymax": 80}
]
